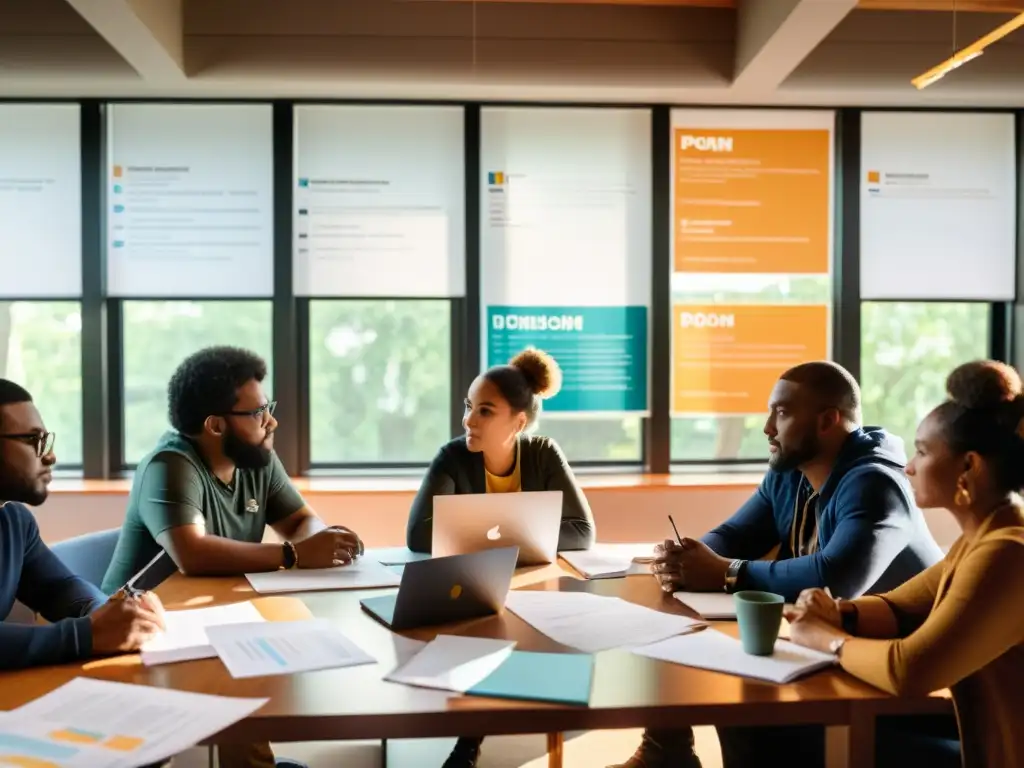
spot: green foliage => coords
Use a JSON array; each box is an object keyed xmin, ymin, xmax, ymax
[
  {"xmin": 860, "ymin": 302, "xmax": 990, "ymax": 455},
  {"xmin": 0, "ymin": 295, "xmax": 991, "ymax": 471}
]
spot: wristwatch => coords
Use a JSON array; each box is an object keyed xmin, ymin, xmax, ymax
[
  {"xmin": 280, "ymin": 541, "xmax": 298, "ymax": 570},
  {"xmin": 724, "ymin": 559, "xmax": 746, "ymax": 593}
]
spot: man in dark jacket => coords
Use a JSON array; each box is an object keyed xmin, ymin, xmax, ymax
[{"xmin": 612, "ymin": 361, "xmax": 943, "ymax": 768}]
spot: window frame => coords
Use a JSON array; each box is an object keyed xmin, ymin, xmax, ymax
[{"xmin": 0, "ymin": 99, "xmax": 1011, "ymax": 478}]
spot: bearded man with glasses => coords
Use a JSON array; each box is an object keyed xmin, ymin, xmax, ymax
[
  {"xmin": 101, "ymin": 346, "xmax": 362, "ymax": 768},
  {"xmin": 0, "ymin": 379, "xmax": 166, "ymax": 670}
]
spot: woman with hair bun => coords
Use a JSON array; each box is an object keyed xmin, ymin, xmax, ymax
[
  {"xmin": 406, "ymin": 348, "xmax": 596, "ymax": 768},
  {"xmin": 407, "ymin": 347, "xmax": 595, "ymax": 555},
  {"xmin": 786, "ymin": 360, "xmax": 1024, "ymax": 768}
]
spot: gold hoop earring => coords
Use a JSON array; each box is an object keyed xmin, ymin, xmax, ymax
[{"xmin": 954, "ymin": 474, "xmax": 973, "ymax": 508}]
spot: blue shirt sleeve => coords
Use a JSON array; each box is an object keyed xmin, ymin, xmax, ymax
[
  {"xmin": 739, "ymin": 469, "xmax": 914, "ymax": 602},
  {"xmin": 701, "ymin": 480, "xmax": 781, "ymax": 560},
  {"xmin": 0, "ymin": 506, "xmax": 105, "ymax": 670}
]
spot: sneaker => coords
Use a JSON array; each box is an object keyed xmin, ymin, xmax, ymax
[
  {"xmin": 606, "ymin": 728, "xmax": 703, "ymax": 768},
  {"xmin": 441, "ymin": 736, "xmax": 483, "ymax": 768}
]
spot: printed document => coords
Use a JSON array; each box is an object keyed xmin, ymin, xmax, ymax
[
  {"xmin": 559, "ymin": 543, "xmax": 658, "ymax": 579},
  {"xmin": 140, "ymin": 601, "xmax": 265, "ymax": 666},
  {"xmin": 632, "ymin": 628, "xmax": 835, "ymax": 684},
  {"xmin": 0, "ymin": 677, "xmax": 266, "ymax": 768},
  {"xmin": 207, "ymin": 618, "xmax": 376, "ymax": 678},
  {"xmin": 384, "ymin": 635, "xmax": 517, "ymax": 692},
  {"xmin": 505, "ymin": 591, "xmax": 703, "ymax": 653},
  {"xmin": 245, "ymin": 557, "xmax": 401, "ymax": 594},
  {"xmin": 673, "ymin": 592, "xmax": 738, "ymax": 620}
]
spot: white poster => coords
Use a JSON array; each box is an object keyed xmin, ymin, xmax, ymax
[
  {"xmin": 860, "ymin": 112, "xmax": 1016, "ymax": 300},
  {"xmin": 480, "ymin": 107, "xmax": 651, "ymax": 308},
  {"xmin": 0, "ymin": 104, "xmax": 81, "ymax": 297},
  {"xmin": 293, "ymin": 105, "xmax": 465, "ymax": 297},
  {"xmin": 106, "ymin": 103, "xmax": 274, "ymax": 297}
]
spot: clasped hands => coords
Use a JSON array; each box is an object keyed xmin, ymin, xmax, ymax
[
  {"xmin": 651, "ymin": 538, "xmax": 732, "ymax": 593},
  {"xmin": 293, "ymin": 526, "xmax": 364, "ymax": 569},
  {"xmin": 783, "ymin": 587, "xmax": 854, "ymax": 654}
]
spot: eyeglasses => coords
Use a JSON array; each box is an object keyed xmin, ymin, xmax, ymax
[
  {"xmin": 222, "ymin": 401, "xmax": 277, "ymax": 424},
  {"xmin": 0, "ymin": 431, "xmax": 56, "ymax": 457}
]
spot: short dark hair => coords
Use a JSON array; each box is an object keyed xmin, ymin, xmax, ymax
[
  {"xmin": 780, "ymin": 361, "xmax": 861, "ymax": 422},
  {"xmin": 482, "ymin": 348, "xmax": 562, "ymax": 430},
  {"xmin": 168, "ymin": 346, "xmax": 268, "ymax": 435},
  {"xmin": 932, "ymin": 360, "xmax": 1024, "ymax": 494},
  {"xmin": 0, "ymin": 379, "xmax": 32, "ymax": 431}
]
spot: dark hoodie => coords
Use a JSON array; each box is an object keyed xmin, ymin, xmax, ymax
[{"xmin": 702, "ymin": 427, "xmax": 943, "ymax": 602}]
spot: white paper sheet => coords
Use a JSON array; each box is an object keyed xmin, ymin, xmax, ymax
[
  {"xmin": 632, "ymin": 628, "xmax": 835, "ymax": 684},
  {"xmin": 673, "ymin": 591, "xmax": 738, "ymax": 620},
  {"xmin": 207, "ymin": 618, "xmax": 376, "ymax": 678},
  {"xmin": 505, "ymin": 591, "xmax": 703, "ymax": 653},
  {"xmin": 559, "ymin": 543, "xmax": 658, "ymax": 579},
  {"xmin": 244, "ymin": 557, "xmax": 402, "ymax": 594},
  {"xmin": 384, "ymin": 635, "xmax": 517, "ymax": 692},
  {"xmin": 0, "ymin": 677, "xmax": 266, "ymax": 767},
  {"xmin": 140, "ymin": 601, "xmax": 265, "ymax": 666}
]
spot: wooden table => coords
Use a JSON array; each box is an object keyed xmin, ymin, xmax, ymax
[{"xmin": 0, "ymin": 561, "xmax": 951, "ymax": 768}]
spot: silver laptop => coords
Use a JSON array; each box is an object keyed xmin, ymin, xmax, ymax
[{"xmin": 432, "ymin": 491, "xmax": 563, "ymax": 566}]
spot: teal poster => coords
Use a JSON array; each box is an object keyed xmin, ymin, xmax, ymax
[{"xmin": 486, "ymin": 305, "xmax": 648, "ymax": 413}]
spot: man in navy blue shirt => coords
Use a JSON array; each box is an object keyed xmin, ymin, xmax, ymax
[
  {"xmin": 0, "ymin": 379, "xmax": 164, "ymax": 669},
  {"xmin": 611, "ymin": 362, "xmax": 943, "ymax": 768}
]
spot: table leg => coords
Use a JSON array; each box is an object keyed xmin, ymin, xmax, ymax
[
  {"xmin": 547, "ymin": 732, "xmax": 564, "ymax": 768},
  {"xmin": 826, "ymin": 709, "xmax": 876, "ymax": 768}
]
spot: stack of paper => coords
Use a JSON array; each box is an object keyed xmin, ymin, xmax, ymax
[
  {"xmin": 384, "ymin": 635, "xmax": 516, "ymax": 692},
  {"xmin": 505, "ymin": 591, "xmax": 703, "ymax": 653},
  {"xmin": 140, "ymin": 601, "xmax": 265, "ymax": 666},
  {"xmin": 559, "ymin": 543, "xmax": 658, "ymax": 579},
  {"xmin": 245, "ymin": 558, "xmax": 402, "ymax": 594},
  {"xmin": 206, "ymin": 618, "xmax": 376, "ymax": 678},
  {"xmin": 673, "ymin": 592, "xmax": 738, "ymax": 620},
  {"xmin": 632, "ymin": 628, "xmax": 835, "ymax": 684},
  {"xmin": 385, "ymin": 635, "xmax": 595, "ymax": 706},
  {"xmin": 0, "ymin": 677, "xmax": 267, "ymax": 768}
]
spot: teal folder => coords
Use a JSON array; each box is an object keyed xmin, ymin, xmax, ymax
[{"xmin": 467, "ymin": 651, "xmax": 594, "ymax": 706}]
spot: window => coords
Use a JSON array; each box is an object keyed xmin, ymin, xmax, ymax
[
  {"xmin": 861, "ymin": 302, "xmax": 991, "ymax": 454},
  {"xmin": 539, "ymin": 417, "xmax": 642, "ymax": 464},
  {"xmin": 671, "ymin": 274, "xmax": 832, "ymax": 462},
  {"xmin": 309, "ymin": 300, "xmax": 451, "ymax": 464},
  {"xmin": 0, "ymin": 302, "xmax": 83, "ymax": 467},
  {"xmin": 122, "ymin": 301, "xmax": 274, "ymax": 464}
]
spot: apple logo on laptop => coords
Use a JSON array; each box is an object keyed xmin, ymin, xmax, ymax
[{"xmin": 486, "ymin": 525, "xmax": 502, "ymax": 541}]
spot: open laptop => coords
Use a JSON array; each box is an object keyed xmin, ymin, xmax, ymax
[
  {"xmin": 432, "ymin": 490, "xmax": 562, "ymax": 566},
  {"xmin": 360, "ymin": 546, "xmax": 518, "ymax": 631}
]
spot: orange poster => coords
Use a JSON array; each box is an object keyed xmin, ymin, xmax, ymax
[
  {"xmin": 673, "ymin": 128, "xmax": 830, "ymax": 274},
  {"xmin": 672, "ymin": 303, "xmax": 829, "ymax": 415}
]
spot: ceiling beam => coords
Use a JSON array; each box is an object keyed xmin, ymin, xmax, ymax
[
  {"xmin": 63, "ymin": 0, "xmax": 185, "ymax": 81},
  {"xmin": 733, "ymin": 0, "xmax": 857, "ymax": 91}
]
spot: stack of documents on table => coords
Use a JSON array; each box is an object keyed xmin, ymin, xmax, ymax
[
  {"xmin": 505, "ymin": 591, "xmax": 703, "ymax": 653},
  {"xmin": 632, "ymin": 628, "xmax": 835, "ymax": 684},
  {"xmin": 245, "ymin": 557, "xmax": 401, "ymax": 594},
  {"xmin": 385, "ymin": 635, "xmax": 595, "ymax": 706},
  {"xmin": 673, "ymin": 591, "xmax": 738, "ymax": 620},
  {"xmin": 207, "ymin": 618, "xmax": 376, "ymax": 678},
  {"xmin": 141, "ymin": 601, "xmax": 265, "ymax": 666},
  {"xmin": 559, "ymin": 543, "xmax": 658, "ymax": 579},
  {"xmin": 0, "ymin": 677, "xmax": 267, "ymax": 768}
]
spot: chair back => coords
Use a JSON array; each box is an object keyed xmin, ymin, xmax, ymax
[{"xmin": 51, "ymin": 528, "xmax": 121, "ymax": 588}]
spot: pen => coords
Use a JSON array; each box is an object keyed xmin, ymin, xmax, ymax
[{"xmin": 668, "ymin": 515, "xmax": 683, "ymax": 546}]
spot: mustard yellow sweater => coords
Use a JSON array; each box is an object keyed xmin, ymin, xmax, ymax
[{"xmin": 841, "ymin": 504, "xmax": 1024, "ymax": 768}]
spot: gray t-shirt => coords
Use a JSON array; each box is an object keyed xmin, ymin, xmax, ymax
[{"xmin": 101, "ymin": 431, "xmax": 305, "ymax": 594}]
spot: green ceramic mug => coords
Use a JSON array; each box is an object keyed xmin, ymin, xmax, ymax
[{"xmin": 734, "ymin": 590, "xmax": 784, "ymax": 655}]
